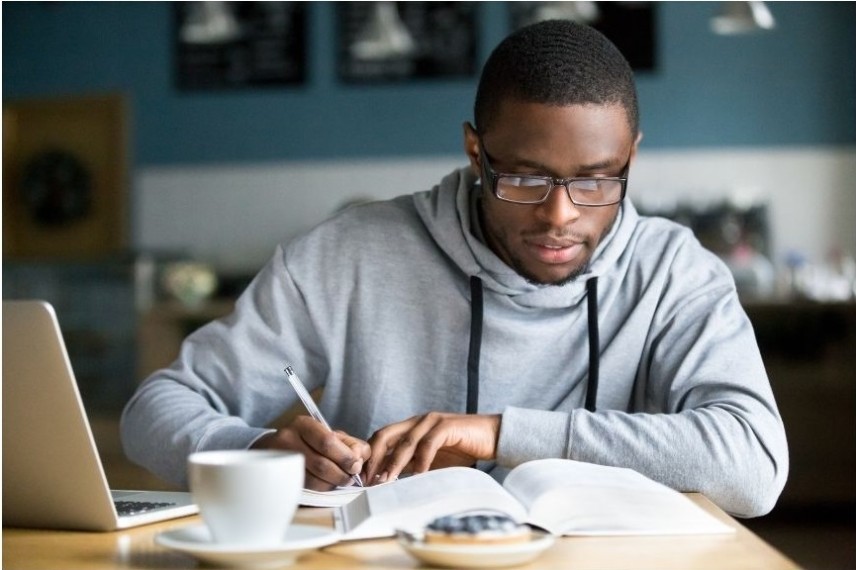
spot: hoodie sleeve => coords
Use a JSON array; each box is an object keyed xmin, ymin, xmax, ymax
[
  {"xmin": 120, "ymin": 244, "xmax": 326, "ymax": 488},
  {"xmin": 496, "ymin": 240, "xmax": 789, "ymax": 519}
]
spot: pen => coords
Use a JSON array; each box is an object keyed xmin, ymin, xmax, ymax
[{"xmin": 283, "ymin": 366, "xmax": 364, "ymax": 487}]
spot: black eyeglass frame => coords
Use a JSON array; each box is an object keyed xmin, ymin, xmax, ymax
[{"xmin": 478, "ymin": 143, "xmax": 630, "ymax": 207}]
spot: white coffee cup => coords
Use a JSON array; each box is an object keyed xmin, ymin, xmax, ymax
[{"xmin": 188, "ymin": 450, "xmax": 305, "ymax": 546}]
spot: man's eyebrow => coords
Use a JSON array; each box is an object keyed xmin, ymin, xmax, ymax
[
  {"xmin": 580, "ymin": 156, "xmax": 622, "ymax": 170},
  {"xmin": 576, "ymin": 158, "xmax": 623, "ymax": 173},
  {"xmin": 506, "ymin": 156, "xmax": 622, "ymax": 175}
]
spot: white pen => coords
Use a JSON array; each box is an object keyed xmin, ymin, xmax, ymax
[{"xmin": 283, "ymin": 366, "xmax": 364, "ymax": 487}]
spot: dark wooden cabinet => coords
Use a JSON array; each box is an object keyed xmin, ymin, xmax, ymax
[{"xmin": 746, "ymin": 301, "xmax": 856, "ymax": 507}]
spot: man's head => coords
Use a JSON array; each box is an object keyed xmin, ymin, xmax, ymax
[
  {"xmin": 474, "ymin": 19, "xmax": 638, "ymax": 138},
  {"xmin": 465, "ymin": 20, "xmax": 641, "ymax": 286}
]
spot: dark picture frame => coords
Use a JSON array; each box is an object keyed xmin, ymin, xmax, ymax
[
  {"xmin": 2, "ymin": 95, "xmax": 129, "ymax": 259},
  {"xmin": 175, "ymin": 2, "xmax": 307, "ymax": 90},
  {"xmin": 337, "ymin": 2, "xmax": 478, "ymax": 83},
  {"xmin": 510, "ymin": 2, "xmax": 658, "ymax": 72}
]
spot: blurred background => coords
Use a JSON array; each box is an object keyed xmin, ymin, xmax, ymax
[{"xmin": 3, "ymin": 2, "xmax": 855, "ymax": 567}]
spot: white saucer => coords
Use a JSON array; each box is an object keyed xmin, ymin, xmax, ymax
[
  {"xmin": 397, "ymin": 531, "xmax": 556, "ymax": 569},
  {"xmin": 155, "ymin": 523, "xmax": 340, "ymax": 568}
]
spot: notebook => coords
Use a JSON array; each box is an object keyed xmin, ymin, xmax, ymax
[{"xmin": 2, "ymin": 299, "xmax": 198, "ymax": 531}]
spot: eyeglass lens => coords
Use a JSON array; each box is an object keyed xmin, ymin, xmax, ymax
[{"xmin": 496, "ymin": 176, "xmax": 623, "ymax": 205}]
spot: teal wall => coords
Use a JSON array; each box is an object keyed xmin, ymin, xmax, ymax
[{"xmin": 3, "ymin": 1, "xmax": 855, "ymax": 166}]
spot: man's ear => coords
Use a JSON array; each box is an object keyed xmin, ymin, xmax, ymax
[
  {"xmin": 629, "ymin": 131, "xmax": 643, "ymax": 164},
  {"xmin": 462, "ymin": 122, "xmax": 481, "ymax": 178}
]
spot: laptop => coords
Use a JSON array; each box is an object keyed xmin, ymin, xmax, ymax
[{"xmin": 2, "ymin": 299, "xmax": 198, "ymax": 530}]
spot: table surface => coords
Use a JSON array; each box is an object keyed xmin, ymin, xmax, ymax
[{"xmin": 2, "ymin": 494, "xmax": 800, "ymax": 570}]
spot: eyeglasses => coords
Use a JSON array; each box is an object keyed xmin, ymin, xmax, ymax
[{"xmin": 479, "ymin": 144, "xmax": 629, "ymax": 207}]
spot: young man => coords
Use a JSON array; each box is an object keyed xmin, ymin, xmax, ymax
[{"xmin": 122, "ymin": 20, "xmax": 787, "ymax": 518}]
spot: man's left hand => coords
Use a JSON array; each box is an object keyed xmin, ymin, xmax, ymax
[{"xmin": 364, "ymin": 413, "xmax": 501, "ymax": 484}]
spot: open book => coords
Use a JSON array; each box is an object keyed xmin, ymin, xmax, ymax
[{"xmin": 330, "ymin": 459, "xmax": 734, "ymax": 541}]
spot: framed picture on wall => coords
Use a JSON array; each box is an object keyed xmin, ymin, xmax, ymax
[
  {"xmin": 2, "ymin": 94, "xmax": 129, "ymax": 259},
  {"xmin": 175, "ymin": 2, "xmax": 307, "ymax": 90},
  {"xmin": 337, "ymin": 2, "xmax": 477, "ymax": 83},
  {"xmin": 510, "ymin": 2, "xmax": 658, "ymax": 71}
]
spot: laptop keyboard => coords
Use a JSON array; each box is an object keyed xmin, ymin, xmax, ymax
[{"xmin": 114, "ymin": 500, "xmax": 176, "ymax": 516}]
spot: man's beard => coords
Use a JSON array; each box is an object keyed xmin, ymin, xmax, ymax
[
  {"xmin": 527, "ymin": 260, "xmax": 590, "ymax": 287},
  {"xmin": 508, "ymin": 215, "xmax": 617, "ymax": 287},
  {"xmin": 509, "ymin": 249, "xmax": 590, "ymax": 287}
]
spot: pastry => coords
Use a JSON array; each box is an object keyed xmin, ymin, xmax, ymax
[{"xmin": 423, "ymin": 512, "xmax": 531, "ymax": 545}]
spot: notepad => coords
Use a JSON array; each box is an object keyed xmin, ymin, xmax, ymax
[{"xmin": 300, "ymin": 478, "xmax": 399, "ymax": 508}]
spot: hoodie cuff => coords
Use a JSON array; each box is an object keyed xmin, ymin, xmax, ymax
[
  {"xmin": 197, "ymin": 422, "xmax": 277, "ymax": 453},
  {"xmin": 496, "ymin": 407, "xmax": 571, "ymax": 467}
]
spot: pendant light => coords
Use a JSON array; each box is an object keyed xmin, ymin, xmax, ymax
[{"xmin": 711, "ymin": 1, "xmax": 776, "ymax": 35}]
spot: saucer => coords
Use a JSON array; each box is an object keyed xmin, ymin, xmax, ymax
[
  {"xmin": 155, "ymin": 523, "xmax": 340, "ymax": 568},
  {"xmin": 397, "ymin": 531, "xmax": 556, "ymax": 569}
]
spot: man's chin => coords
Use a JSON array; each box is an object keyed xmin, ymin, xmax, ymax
[{"xmin": 519, "ymin": 261, "xmax": 590, "ymax": 287}]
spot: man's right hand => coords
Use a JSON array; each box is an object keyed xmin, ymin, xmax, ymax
[{"xmin": 251, "ymin": 415, "xmax": 370, "ymax": 490}]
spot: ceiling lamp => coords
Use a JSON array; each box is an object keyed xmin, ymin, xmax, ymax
[
  {"xmin": 528, "ymin": 1, "xmax": 601, "ymax": 26},
  {"xmin": 711, "ymin": 1, "xmax": 776, "ymax": 35},
  {"xmin": 350, "ymin": 2, "xmax": 417, "ymax": 61},
  {"xmin": 180, "ymin": 2, "xmax": 242, "ymax": 45}
]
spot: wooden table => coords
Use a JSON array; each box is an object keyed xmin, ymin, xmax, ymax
[{"xmin": 2, "ymin": 495, "xmax": 799, "ymax": 570}]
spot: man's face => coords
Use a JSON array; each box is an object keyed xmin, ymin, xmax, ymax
[{"xmin": 464, "ymin": 100, "xmax": 638, "ymax": 286}]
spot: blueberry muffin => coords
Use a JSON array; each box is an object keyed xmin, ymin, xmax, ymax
[{"xmin": 424, "ymin": 512, "xmax": 531, "ymax": 545}]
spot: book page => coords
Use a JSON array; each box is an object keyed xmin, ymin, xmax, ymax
[
  {"xmin": 503, "ymin": 459, "xmax": 734, "ymax": 536},
  {"xmin": 335, "ymin": 467, "xmax": 528, "ymax": 540},
  {"xmin": 300, "ymin": 486, "xmax": 364, "ymax": 508}
]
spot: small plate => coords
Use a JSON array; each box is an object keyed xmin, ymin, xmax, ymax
[
  {"xmin": 155, "ymin": 523, "xmax": 340, "ymax": 568},
  {"xmin": 397, "ymin": 531, "xmax": 556, "ymax": 569}
]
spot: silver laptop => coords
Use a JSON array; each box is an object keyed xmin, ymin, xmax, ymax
[{"xmin": 2, "ymin": 300, "xmax": 198, "ymax": 530}]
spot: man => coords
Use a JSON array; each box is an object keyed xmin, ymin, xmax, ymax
[{"xmin": 122, "ymin": 20, "xmax": 788, "ymax": 518}]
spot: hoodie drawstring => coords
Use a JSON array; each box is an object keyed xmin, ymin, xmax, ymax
[
  {"xmin": 466, "ymin": 276, "xmax": 483, "ymax": 414},
  {"xmin": 465, "ymin": 275, "xmax": 600, "ymax": 414},
  {"xmin": 584, "ymin": 277, "xmax": 599, "ymax": 412}
]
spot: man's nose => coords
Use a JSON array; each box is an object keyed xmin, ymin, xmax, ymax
[{"xmin": 535, "ymin": 183, "xmax": 581, "ymax": 226}]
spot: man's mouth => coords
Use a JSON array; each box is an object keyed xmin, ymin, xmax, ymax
[{"xmin": 526, "ymin": 239, "xmax": 584, "ymax": 264}]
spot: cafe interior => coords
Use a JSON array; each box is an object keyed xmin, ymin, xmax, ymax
[{"xmin": 3, "ymin": 2, "xmax": 855, "ymax": 569}]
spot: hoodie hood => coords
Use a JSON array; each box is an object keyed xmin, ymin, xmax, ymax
[{"xmin": 412, "ymin": 167, "xmax": 639, "ymax": 309}]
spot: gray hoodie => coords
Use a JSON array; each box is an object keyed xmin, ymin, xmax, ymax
[{"xmin": 121, "ymin": 168, "xmax": 788, "ymax": 517}]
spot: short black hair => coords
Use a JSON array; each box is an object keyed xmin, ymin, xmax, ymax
[{"xmin": 474, "ymin": 20, "xmax": 638, "ymax": 137}]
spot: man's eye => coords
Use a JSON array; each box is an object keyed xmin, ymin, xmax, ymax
[
  {"xmin": 503, "ymin": 176, "xmax": 547, "ymax": 188},
  {"xmin": 574, "ymin": 179, "xmax": 601, "ymax": 192}
]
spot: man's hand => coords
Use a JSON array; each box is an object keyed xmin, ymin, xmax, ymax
[
  {"xmin": 251, "ymin": 415, "xmax": 370, "ymax": 491},
  {"xmin": 364, "ymin": 412, "xmax": 501, "ymax": 484}
]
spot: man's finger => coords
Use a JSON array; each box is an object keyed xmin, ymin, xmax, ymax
[
  {"xmin": 298, "ymin": 417, "xmax": 359, "ymax": 464},
  {"xmin": 294, "ymin": 416, "xmax": 364, "ymax": 486},
  {"xmin": 337, "ymin": 431, "xmax": 372, "ymax": 466},
  {"xmin": 365, "ymin": 419, "xmax": 415, "ymax": 483},
  {"xmin": 380, "ymin": 413, "xmax": 445, "ymax": 482},
  {"xmin": 301, "ymin": 449, "xmax": 358, "ymax": 488}
]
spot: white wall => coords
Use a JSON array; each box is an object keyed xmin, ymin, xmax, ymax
[
  {"xmin": 135, "ymin": 147, "xmax": 856, "ymax": 276},
  {"xmin": 135, "ymin": 157, "xmax": 464, "ymax": 273},
  {"xmin": 630, "ymin": 147, "xmax": 856, "ymax": 267}
]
